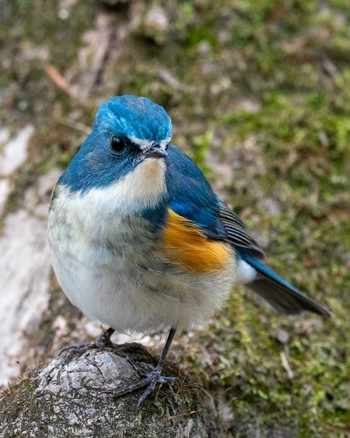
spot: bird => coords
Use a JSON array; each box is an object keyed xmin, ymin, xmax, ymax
[{"xmin": 48, "ymin": 95, "xmax": 332, "ymax": 406}]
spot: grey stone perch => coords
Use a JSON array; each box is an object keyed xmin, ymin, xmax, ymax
[{"xmin": 0, "ymin": 343, "xmax": 223, "ymax": 437}]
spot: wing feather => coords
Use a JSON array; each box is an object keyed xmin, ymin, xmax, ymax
[
  {"xmin": 218, "ymin": 201, "xmax": 265, "ymax": 258},
  {"xmin": 166, "ymin": 145, "xmax": 264, "ymax": 258}
]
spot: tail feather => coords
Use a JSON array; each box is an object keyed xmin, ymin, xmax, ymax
[{"xmin": 242, "ymin": 254, "xmax": 333, "ymax": 318}]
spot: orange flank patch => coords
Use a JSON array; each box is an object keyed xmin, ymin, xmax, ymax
[{"xmin": 162, "ymin": 209, "xmax": 231, "ymax": 274}]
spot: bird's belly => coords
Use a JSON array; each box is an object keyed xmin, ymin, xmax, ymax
[{"xmin": 48, "ymin": 211, "xmax": 235, "ymax": 332}]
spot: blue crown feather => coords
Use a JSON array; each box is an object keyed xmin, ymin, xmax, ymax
[{"xmin": 94, "ymin": 95, "xmax": 172, "ymax": 143}]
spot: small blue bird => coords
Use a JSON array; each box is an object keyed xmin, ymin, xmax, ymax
[{"xmin": 48, "ymin": 95, "xmax": 332, "ymax": 405}]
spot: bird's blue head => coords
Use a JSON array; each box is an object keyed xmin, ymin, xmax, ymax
[{"xmin": 60, "ymin": 95, "xmax": 172, "ymax": 192}]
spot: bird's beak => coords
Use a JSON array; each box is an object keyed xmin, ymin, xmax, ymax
[{"xmin": 143, "ymin": 145, "xmax": 168, "ymax": 159}]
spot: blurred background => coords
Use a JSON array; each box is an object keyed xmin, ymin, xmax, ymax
[{"xmin": 0, "ymin": 0, "xmax": 349, "ymax": 435}]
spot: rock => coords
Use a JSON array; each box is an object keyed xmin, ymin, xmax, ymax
[{"xmin": 0, "ymin": 343, "xmax": 223, "ymax": 437}]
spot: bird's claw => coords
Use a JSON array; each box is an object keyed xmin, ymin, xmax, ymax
[
  {"xmin": 59, "ymin": 342, "xmax": 93, "ymax": 356},
  {"xmin": 105, "ymin": 368, "xmax": 178, "ymax": 406},
  {"xmin": 59, "ymin": 328, "xmax": 115, "ymax": 356}
]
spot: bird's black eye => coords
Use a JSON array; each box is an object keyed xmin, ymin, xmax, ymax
[{"xmin": 111, "ymin": 136, "xmax": 126, "ymax": 153}]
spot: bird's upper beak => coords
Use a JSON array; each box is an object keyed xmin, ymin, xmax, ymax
[{"xmin": 143, "ymin": 145, "xmax": 168, "ymax": 159}]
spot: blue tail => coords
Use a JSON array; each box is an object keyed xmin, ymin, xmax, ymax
[{"xmin": 241, "ymin": 253, "xmax": 332, "ymax": 317}]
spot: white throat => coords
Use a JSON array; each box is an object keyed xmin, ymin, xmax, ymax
[{"xmin": 52, "ymin": 158, "xmax": 167, "ymax": 240}]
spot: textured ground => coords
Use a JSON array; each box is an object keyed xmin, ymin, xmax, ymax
[{"xmin": 0, "ymin": 0, "xmax": 349, "ymax": 436}]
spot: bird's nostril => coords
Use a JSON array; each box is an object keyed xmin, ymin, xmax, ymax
[{"xmin": 144, "ymin": 146, "xmax": 168, "ymax": 159}]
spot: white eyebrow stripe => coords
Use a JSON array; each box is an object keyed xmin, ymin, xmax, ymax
[
  {"xmin": 160, "ymin": 137, "xmax": 171, "ymax": 148},
  {"xmin": 129, "ymin": 137, "xmax": 153, "ymax": 150},
  {"xmin": 129, "ymin": 136, "xmax": 171, "ymax": 150}
]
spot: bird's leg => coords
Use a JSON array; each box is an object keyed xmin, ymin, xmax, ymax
[
  {"xmin": 60, "ymin": 327, "xmax": 115, "ymax": 355},
  {"xmin": 94, "ymin": 327, "xmax": 115, "ymax": 348},
  {"xmin": 106, "ymin": 327, "xmax": 178, "ymax": 407}
]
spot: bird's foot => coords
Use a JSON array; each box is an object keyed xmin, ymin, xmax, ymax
[
  {"xmin": 105, "ymin": 367, "xmax": 178, "ymax": 407},
  {"xmin": 59, "ymin": 328, "xmax": 115, "ymax": 355}
]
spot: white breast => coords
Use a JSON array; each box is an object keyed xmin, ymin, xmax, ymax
[{"xmin": 48, "ymin": 160, "xmax": 236, "ymax": 332}]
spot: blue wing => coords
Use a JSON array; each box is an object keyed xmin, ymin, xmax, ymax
[
  {"xmin": 165, "ymin": 145, "xmax": 264, "ymax": 258},
  {"xmin": 241, "ymin": 253, "xmax": 332, "ymax": 317},
  {"xmin": 165, "ymin": 145, "xmax": 332, "ymax": 318}
]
